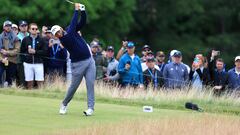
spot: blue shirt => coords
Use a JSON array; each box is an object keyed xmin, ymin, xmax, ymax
[
  {"xmin": 228, "ymin": 68, "xmax": 240, "ymax": 90},
  {"xmin": 163, "ymin": 62, "xmax": 189, "ymax": 89},
  {"xmin": 118, "ymin": 53, "xmax": 143, "ymax": 85},
  {"xmin": 17, "ymin": 32, "xmax": 29, "ymax": 42}
]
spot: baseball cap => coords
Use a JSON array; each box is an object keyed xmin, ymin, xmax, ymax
[
  {"xmin": 235, "ymin": 56, "xmax": 240, "ymax": 61},
  {"xmin": 127, "ymin": 42, "xmax": 135, "ymax": 48},
  {"xmin": 3, "ymin": 20, "xmax": 12, "ymax": 27},
  {"xmin": 51, "ymin": 25, "xmax": 61, "ymax": 36},
  {"xmin": 12, "ymin": 24, "xmax": 18, "ymax": 29},
  {"xmin": 172, "ymin": 51, "xmax": 182, "ymax": 57},
  {"xmin": 19, "ymin": 20, "xmax": 28, "ymax": 26},
  {"xmin": 142, "ymin": 45, "xmax": 150, "ymax": 50},
  {"xmin": 146, "ymin": 56, "xmax": 155, "ymax": 62},
  {"xmin": 107, "ymin": 46, "xmax": 114, "ymax": 51},
  {"xmin": 90, "ymin": 41, "xmax": 99, "ymax": 48},
  {"xmin": 46, "ymin": 26, "xmax": 52, "ymax": 33}
]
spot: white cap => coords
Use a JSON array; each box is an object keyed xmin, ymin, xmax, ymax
[
  {"xmin": 12, "ymin": 24, "xmax": 18, "ymax": 29},
  {"xmin": 235, "ymin": 56, "xmax": 240, "ymax": 61},
  {"xmin": 170, "ymin": 50, "xmax": 178, "ymax": 57},
  {"xmin": 51, "ymin": 25, "xmax": 61, "ymax": 36}
]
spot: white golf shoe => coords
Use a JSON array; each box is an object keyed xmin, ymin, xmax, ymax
[
  {"xmin": 83, "ymin": 109, "xmax": 94, "ymax": 116},
  {"xmin": 59, "ymin": 104, "xmax": 67, "ymax": 115}
]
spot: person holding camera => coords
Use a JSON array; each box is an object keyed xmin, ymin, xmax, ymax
[
  {"xmin": 47, "ymin": 37, "xmax": 67, "ymax": 79},
  {"xmin": 189, "ymin": 54, "xmax": 210, "ymax": 90},
  {"xmin": 51, "ymin": 3, "xmax": 96, "ymax": 116},
  {"xmin": 118, "ymin": 42, "xmax": 143, "ymax": 88},
  {"xmin": 208, "ymin": 50, "xmax": 228, "ymax": 96},
  {"xmin": 116, "ymin": 41, "xmax": 128, "ymax": 60}
]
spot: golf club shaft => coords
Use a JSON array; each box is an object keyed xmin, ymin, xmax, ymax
[{"xmin": 65, "ymin": 0, "xmax": 74, "ymax": 5}]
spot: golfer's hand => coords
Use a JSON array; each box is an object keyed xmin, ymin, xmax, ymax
[{"xmin": 75, "ymin": 3, "xmax": 80, "ymax": 10}]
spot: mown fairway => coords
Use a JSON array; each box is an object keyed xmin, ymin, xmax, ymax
[{"xmin": 0, "ymin": 90, "xmax": 240, "ymax": 135}]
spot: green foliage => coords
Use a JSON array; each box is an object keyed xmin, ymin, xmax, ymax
[{"xmin": 1, "ymin": 0, "xmax": 240, "ymax": 67}]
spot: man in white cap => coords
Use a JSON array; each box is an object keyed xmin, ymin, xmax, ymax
[
  {"xmin": 228, "ymin": 56, "xmax": 240, "ymax": 91},
  {"xmin": 51, "ymin": 3, "xmax": 95, "ymax": 116},
  {"xmin": 11, "ymin": 24, "xmax": 19, "ymax": 35}
]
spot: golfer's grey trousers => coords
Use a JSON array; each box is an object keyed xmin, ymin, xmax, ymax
[{"xmin": 62, "ymin": 57, "xmax": 96, "ymax": 110}]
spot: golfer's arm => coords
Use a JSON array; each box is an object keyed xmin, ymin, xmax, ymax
[
  {"xmin": 68, "ymin": 10, "xmax": 79, "ymax": 33},
  {"xmin": 76, "ymin": 11, "xmax": 86, "ymax": 31}
]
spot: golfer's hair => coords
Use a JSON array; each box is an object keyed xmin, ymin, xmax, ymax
[{"xmin": 29, "ymin": 23, "xmax": 38, "ymax": 29}]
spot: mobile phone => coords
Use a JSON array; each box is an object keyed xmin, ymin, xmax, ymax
[
  {"xmin": 193, "ymin": 58, "xmax": 199, "ymax": 64},
  {"xmin": 216, "ymin": 51, "xmax": 220, "ymax": 55}
]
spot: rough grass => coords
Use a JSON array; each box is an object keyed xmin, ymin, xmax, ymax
[
  {"xmin": 66, "ymin": 115, "xmax": 240, "ymax": 135},
  {"xmin": 1, "ymin": 78, "xmax": 240, "ymax": 116}
]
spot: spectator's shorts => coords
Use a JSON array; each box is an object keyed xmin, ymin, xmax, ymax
[{"xmin": 23, "ymin": 62, "xmax": 44, "ymax": 81}]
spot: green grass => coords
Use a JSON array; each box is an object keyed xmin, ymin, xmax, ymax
[
  {"xmin": 0, "ymin": 86, "xmax": 240, "ymax": 135},
  {"xmin": 1, "ymin": 88, "xmax": 240, "ymax": 116},
  {"xmin": 0, "ymin": 93, "xmax": 197, "ymax": 135}
]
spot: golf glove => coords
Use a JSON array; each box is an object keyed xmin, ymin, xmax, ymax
[{"xmin": 80, "ymin": 4, "xmax": 85, "ymax": 11}]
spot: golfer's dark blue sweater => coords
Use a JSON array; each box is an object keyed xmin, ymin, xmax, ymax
[{"xmin": 60, "ymin": 10, "xmax": 91, "ymax": 63}]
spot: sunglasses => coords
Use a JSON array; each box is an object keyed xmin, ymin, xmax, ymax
[
  {"xmin": 5, "ymin": 25, "xmax": 12, "ymax": 27},
  {"xmin": 31, "ymin": 28, "xmax": 38, "ymax": 31},
  {"xmin": 20, "ymin": 25, "xmax": 28, "ymax": 27},
  {"xmin": 143, "ymin": 49, "xmax": 150, "ymax": 52},
  {"xmin": 157, "ymin": 55, "xmax": 165, "ymax": 57}
]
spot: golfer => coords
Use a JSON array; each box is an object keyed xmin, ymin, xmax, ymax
[{"xmin": 51, "ymin": 3, "xmax": 96, "ymax": 116}]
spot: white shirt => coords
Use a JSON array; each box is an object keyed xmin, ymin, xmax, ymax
[
  {"xmin": 130, "ymin": 54, "xmax": 135, "ymax": 60},
  {"xmin": 235, "ymin": 68, "xmax": 240, "ymax": 76}
]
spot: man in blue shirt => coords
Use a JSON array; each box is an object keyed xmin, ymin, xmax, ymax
[
  {"xmin": 118, "ymin": 42, "xmax": 144, "ymax": 88},
  {"xmin": 228, "ymin": 56, "xmax": 240, "ymax": 92},
  {"xmin": 51, "ymin": 3, "xmax": 95, "ymax": 116},
  {"xmin": 163, "ymin": 51, "xmax": 189, "ymax": 89}
]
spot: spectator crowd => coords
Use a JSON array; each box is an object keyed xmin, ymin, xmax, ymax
[{"xmin": 0, "ymin": 19, "xmax": 240, "ymax": 96}]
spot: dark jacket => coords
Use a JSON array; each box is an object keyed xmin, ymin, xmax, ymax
[
  {"xmin": 48, "ymin": 44, "xmax": 67, "ymax": 68},
  {"xmin": 189, "ymin": 68, "xmax": 211, "ymax": 86},
  {"xmin": 20, "ymin": 35, "xmax": 48, "ymax": 64},
  {"xmin": 143, "ymin": 68, "xmax": 163, "ymax": 89},
  {"xmin": 59, "ymin": 10, "xmax": 91, "ymax": 63},
  {"xmin": 208, "ymin": 59, "xmax": 228, "ymax": 89}
]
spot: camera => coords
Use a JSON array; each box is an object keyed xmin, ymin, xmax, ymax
[{"xmin": 126, "ymin": 61, "xmax": 131, "ymax": 65}]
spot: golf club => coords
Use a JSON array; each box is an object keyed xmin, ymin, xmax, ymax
[{"xmin": 65, "ymin": 0, "xmax": 74, "ymax": 5}]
